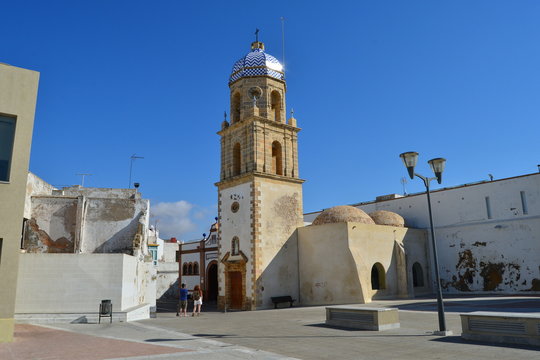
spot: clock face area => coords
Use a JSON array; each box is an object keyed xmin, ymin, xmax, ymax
[{"xmin": 220, "ymin": 182, "xmax": 252, "ymax": 258}]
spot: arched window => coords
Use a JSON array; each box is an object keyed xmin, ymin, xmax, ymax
[
  {"xmin": 412, "ymin": 262, "xmax": 424, "ymax": 287},
  {"xmin": 193, "ymin": 262, "xmax": 199, "ymax": 275},
  {"xmin": 233, "ymin": 143, "xmax": 241, "ymax": 176},
  {"xmin": 272, "ymin": 141, "xmax": 283, "ymax": 175},
  {"xmin": 271, "ymin": 90, "xmax": 282, "ymax": 122},
  {"xmin": 183, "ymin": 263, "xmax": 188, "ymax": 275},
  {"xmin": 371, "ymin": 263, "xmax": 386, "ymax": 290},
  {"xmin": 188, "ymin": 263, "xmax": 193, "ymax": 275},
  {"xmin": 231, "ymin": 236, "xmax": 239, "ymax": 255},
  {"xmin": 232, "ymin": 92, "xmax": 241, "ymax": 123}
]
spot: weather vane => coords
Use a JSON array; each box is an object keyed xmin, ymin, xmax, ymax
[{"xmin": 255, "ymin": 28, "xmax": 259, "ymax": 42}]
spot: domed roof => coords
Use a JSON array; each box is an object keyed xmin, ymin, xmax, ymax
[
  {"xmin": 229, "ymin": 42, "xmax": 284, "ymax": 84},
  {"xmin": 312, "ymin": 206, "xmax": 375, "ymax": 226},
  {"xmin": 369, "ymin": 210, "xmax": 405, "ymax": 227}
]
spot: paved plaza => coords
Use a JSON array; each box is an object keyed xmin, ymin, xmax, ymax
[{"xmin": 1, "ymin": 296, "xmax": 539, "ymax": 359}]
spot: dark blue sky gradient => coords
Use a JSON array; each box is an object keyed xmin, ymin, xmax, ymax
[{"xmin": 3, "ymin": 1, "xmax": 540, "ymax": 239}]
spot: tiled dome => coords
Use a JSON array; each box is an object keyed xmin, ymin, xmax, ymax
[
  {"xmin": 312, "ymin": 206, "xmax": 375, "ymax": 226},
  {"xmin": 229, "ymin": 42, "xmax": 284, "ymax": 84}
]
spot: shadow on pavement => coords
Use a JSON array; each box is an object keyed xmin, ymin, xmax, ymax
[{"xmin": 431, "ymin": 335, "xmax": 540, "ymax": 352}]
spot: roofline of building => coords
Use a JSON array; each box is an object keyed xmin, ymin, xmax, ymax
[{"xmin": 304, "ymin": 171, "xmax": 540, "ymax": 216}]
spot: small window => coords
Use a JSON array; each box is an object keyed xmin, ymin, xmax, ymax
[
  {"xmin": 188, "ymin": 263, "xmax": 193, "ymax": 275},
  {"xmin": 0, "ymin": 115, "xmax": 16, "ymax": 182},
  {"xmin": 233, "ymin": 143, "xmax": 241, "ymax": 176},
  {"xmin": 193, "ymin": 262, "xmax": 199, "ymax": 275},
  {"xmin": 231, "ymin": 236, "xmax": 239, "ymax": 255},
  {"xmin": 520, "ymin": 191, "xmax": 528, "ymax": 215},
  {"xmin": 485, "ymin": 196, "xmax": 492, "ymax": 219},
  {"xmin": 149, "ymin": 247, "xmax": 158, "ymax": 266},
  {"xmin": 371, "ymin": 263, "xmax": 386, "ymax": 290},
  {"xmin": 183, "ymin": 263, "xmax": 188, "ymax": 275},
  {"xmin": 412, "ymin": 262, "xmax": 424, "ymax": 287}
]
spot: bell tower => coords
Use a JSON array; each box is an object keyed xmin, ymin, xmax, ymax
[{"xmin": 216, "ymin": 40, "xmax": 304, "ymax": 310}]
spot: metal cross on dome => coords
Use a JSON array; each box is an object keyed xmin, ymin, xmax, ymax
[{"xmin": 255, "ymin": 28, "xmax": 259, "ymax": 42}]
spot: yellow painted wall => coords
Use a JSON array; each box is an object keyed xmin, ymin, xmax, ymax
[{"xmin": 0, "ymin": 63, "xmax": 39, "ymax": 342}]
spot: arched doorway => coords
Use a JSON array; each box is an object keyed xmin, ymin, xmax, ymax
[
  {"xmin": 206, "ymin": 261, "xmax": 218, "ymax": 302},
  {"xmin": 412, "ymin": 262, "xmax": 424, "ymax": 287}
]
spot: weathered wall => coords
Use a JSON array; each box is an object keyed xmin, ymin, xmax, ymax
[
  {"xmin": 0, "ymin": 63, "xmax": 39, "ymax": 342},
  {"xmin": 157, "ymin": 262, "xmax": 179, "ymax": 299},
  {"xmin": 298, "ymin": 222, "xmax": 429, "ymax": 305},
  {"xmin": 15, "ymin": 253, "xmax": 155, "ymax": 314},
  {"xmin": 305, "ymin": 173, "xmax": 540, "ymax": 294},
  {"xmin": 81, "ymin": 197, "xmax": 149, "ymax": 254},
  {"xmin": 24, "ymin": 172, "xmax": 55, "ymax": 218},
  {"xmin": 24, "ymin": 196, "xmax": 79, "ymax": 253},
  {"xmin": 256, "ymin": 180, "xmax": 303, "ymax": 308}
]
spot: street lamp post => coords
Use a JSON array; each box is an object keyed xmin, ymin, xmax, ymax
[{"xmin": 399, "ymin": 151, "xmax": 451, "ymax": 336}]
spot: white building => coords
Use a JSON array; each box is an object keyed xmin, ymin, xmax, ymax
[
  {"xmin": 306, "ymin": 172, "xmax": 540, "ymax": 294},
  {"xmin": 178, "ymin": 221, "xmax": 218, "ymax": 301},
  {"xmin": 15, "ymin": 173, "xmax": 158, "ymax": 323}
]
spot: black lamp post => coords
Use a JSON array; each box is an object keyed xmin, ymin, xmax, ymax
[{"xmin": 399, "ymin": 151, "xmax": 450, "ymax": 335}]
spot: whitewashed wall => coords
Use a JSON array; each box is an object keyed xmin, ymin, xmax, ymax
[
  {"xmin": 15, "ymin": 254, "xmax": 156, "ymax": 315},
  {"xmin": 305, "ymin": 173, "xmax": 540, "ymax": 293}
]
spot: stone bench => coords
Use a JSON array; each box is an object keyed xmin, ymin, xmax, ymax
[
  {"xmin": 326, "ymin": 306, "xmax": 400, "ymax": 331},
  {"xmin": 460, "ymin": 312, "xmax": 540, "ymax": 347}
]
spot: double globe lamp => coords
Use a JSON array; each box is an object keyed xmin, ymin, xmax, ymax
[{"xmin": 399, "ymin": 152, "xmax": 451, "ymax": 335}]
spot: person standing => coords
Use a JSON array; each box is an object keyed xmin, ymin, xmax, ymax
[
  {"xmin": 176, "ymin": 283, "xmax": 189, "ymax": 317},
  {"xmin": 191, "ymin": 284, "xmax": 203, "ymax": 316}
]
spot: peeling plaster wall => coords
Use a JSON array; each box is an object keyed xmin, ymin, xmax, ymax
[
  {"xmin": 24, "ymin": 197, "xmax": 78, "ymax": 253},
  {"xmin": 24, "ymin": 172, "xmax": 55, "ymax": 218},
  {"xmin": 15, "ymin": 254, "xmax": 155, "ymax": 313},
  {"xmin": 305, "ymin": 173, "xmax": 540, "ymax": 294},
  {"xmin": 81, "ymin": 197, "xmax": 149, "ymax": 254},
  {"xmin": 157, "ymin": 262, "xmax": 180, "ymax": 299}
]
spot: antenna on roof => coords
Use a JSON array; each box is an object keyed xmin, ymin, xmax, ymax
[
  {"xmin": 488, "ymin": 174, "xmax": 494, "ymax": 181},
  {"xmin": 76, "ymin": 173, "xmax": 93, "ymax": 187},
  {"xmin": 400, "ymin": 177, "xmax": 408, "ymax": 195},
  {"xmin": 280, "ymin": 17, "xmax": 286, "ymax": 75}
]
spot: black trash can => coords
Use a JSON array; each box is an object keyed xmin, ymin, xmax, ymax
[{"xmin": 99, "ymin": 299, "xmax": 112, "ymax": 324}]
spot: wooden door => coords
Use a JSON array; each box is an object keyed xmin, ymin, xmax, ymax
[{"xmin": 229, "ymin": 271, "xmax": 243, "ymax": 309}]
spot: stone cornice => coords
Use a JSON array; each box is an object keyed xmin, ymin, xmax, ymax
[
  {"xmin": 215, "ymin": 172, "xmax": 305, "ymax": 190},
  {"xmin": 217, "ymin": 116, "xmax": 300, "ymax": 136}
]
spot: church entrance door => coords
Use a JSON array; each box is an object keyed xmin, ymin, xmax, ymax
[
  {"xmin": 229, "ymin": 271, "xmax": 243, "ymax": 309},
  {"xmin": 206, "ymin": 262, "xmax": 218, "ymax": 301}
]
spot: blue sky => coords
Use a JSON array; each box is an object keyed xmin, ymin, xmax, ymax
[{"xmin": 3, "ymin": 1, "xmax": 540, "ymax": 240}]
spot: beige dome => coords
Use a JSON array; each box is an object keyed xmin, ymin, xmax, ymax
[
  {"xmin": 312, "ymin": 206, "xmax": 375, "ymax": 225},
  {"xmin": 369, "ymin": 210, "xmax": 405, "ymax": 227}
]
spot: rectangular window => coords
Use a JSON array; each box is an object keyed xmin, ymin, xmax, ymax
[
  {"xmin": 0, "ymin": 115, "xmax": 17, "ymax": 182},
  {"xmin": 0, "ymin": 238, "xmax": 3, "ymax": 265},
  {"xmin": 485, "ymin": 196, "xmax": 492, "ymax": 219},
  {"xmin": 520, "ymin": 191, "xmax": 528, "ymax": 215}
]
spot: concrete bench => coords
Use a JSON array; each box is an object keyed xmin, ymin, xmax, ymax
[
  {"xmin": 460, "ymin": 312, "xmax": 540, "ymax": 347},
  {"xmin": 326, "ymin": 306, "xmax": 399, "ymax": 331}
]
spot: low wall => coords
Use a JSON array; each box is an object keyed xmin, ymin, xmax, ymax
[{"xmin": 15, "ymin": 253, "xmax": 156, "ymax": 318}]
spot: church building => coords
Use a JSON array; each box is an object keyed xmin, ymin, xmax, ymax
[{"xmin": 215, "ymin": 40, "xmax": 430, "ymax": 310}]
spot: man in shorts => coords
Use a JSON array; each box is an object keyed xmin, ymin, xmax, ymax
[{"xmin": 176, "ymin": 283, "xmax": 189, "ymax": 317}]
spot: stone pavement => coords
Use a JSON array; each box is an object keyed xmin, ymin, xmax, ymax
[{"xmin": 1, "ymin": 296, "xmax": 539, "ymax": 359}]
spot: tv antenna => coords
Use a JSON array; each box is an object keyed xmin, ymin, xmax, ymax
[
  {"xmin": 76, "ymin": 173, "xmax": 93, "ymax": 187},
  {"xmin": 128, "ymin": 154, "xmax": 144, "ymax": 188},
  {"xmin": 280, "ymin": 17, "xmax": 286, "ymax": 76},
  {"xmin": 400, "ymin": 177, "xmax": 408, "ymax": 195}
]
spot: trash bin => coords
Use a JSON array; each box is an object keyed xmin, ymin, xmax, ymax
[{"xmin": 99, "ymin": 299, "xmax": 112, "ymax": 324}]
